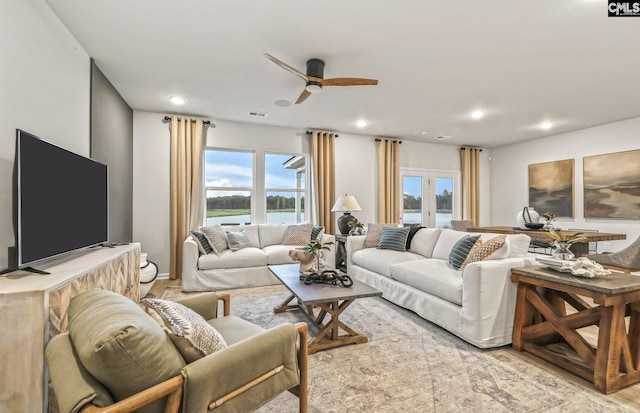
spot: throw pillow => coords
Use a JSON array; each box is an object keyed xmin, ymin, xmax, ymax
[
  {"xmin": 201, "ymin": 225, "xmax": 229, "ymax": 254},
  {"xmin": 191, "ymin": 230, "xmax": 213, "ymax": 254},
  {"xmin": 141, "ymin": 298, "xmax": 228, "ymax": 363},
  {"xmin": 378, "ymin": 226, "xmax": 411, "ymax": 252},
  {"xmin": 448, "ymin": 235, "xmax": 482, "ymax": 270},
  {"xmin": 226, "ymin": 230, "xmax": 251, "ymax": 251},
  {"xmin": 283, "ymin": 224, "xmax": 313, "ymax": 245},
  {"xmin": 68, "ymin": 290, "xmax": 185, "ymax": 403},
  {"xmin": 311, "ymin": 225, "xmax": 324, "ymax": 242},
  {"xmin": 363, "ymin": 223, "xmax": 397, "ymax": 248},
  {"xmin": 462, "ymin": 235, "xmax": 507, "ymax": 269},
  {"xmin": 405, "ymin": 225, "xmax": 425, "ymax": 250}
]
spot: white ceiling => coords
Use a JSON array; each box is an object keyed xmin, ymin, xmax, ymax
[{"xmin": 45, "ymin": 0, "xmax": 640, "ymax": 148}]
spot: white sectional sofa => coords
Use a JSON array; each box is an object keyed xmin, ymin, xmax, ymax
[
  {"xmin": 346, "ymin": 228, "xmax": 537, "ymax": 348},
  {"xmin": 182, "ymin": 224, "xmax": 335, "ymax": 292}
]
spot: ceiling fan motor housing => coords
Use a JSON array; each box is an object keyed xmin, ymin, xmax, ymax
[{"xmin": 306, "ymin": 58, "xmax": 325, "ymax": 92}]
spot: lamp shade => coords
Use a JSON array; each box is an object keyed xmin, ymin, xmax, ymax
[{"xmin": 331, "ymin": 195, "xmax": 362, "ymax": 212}]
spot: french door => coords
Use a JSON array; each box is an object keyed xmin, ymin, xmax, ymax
[{"xmin": 400, "ymin": 169, "xmax": 460, "ymax": 228}]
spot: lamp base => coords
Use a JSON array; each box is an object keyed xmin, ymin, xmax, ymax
[{"xmin": 337, "ymin": 212, "xmax": 356, "ymax": 235}]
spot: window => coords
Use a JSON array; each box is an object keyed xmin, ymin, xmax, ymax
[
  {"xmin": 203, "ymin": 149, "xmax": 308, "ymax": 225},
  {"xmin": 401, "ymin": 169, "xmax": 460, "ymax": 228},
  {"xmin": 265, "ymin": 153, "xmax": 308, "ymax": 224},
  {"xmin": 204, "ymin": 149, "xmax": 254, "ymax": 225}
]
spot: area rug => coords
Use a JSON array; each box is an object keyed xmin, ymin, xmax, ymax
[{"xmin": 162, "ymin": 285, "xmax": 633, "ymax": 413}]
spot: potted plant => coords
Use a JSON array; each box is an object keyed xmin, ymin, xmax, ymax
[
  {"xmin": 347, "ymin": 218, "xmax": 364, "ymax": 235},
  {"xmin": 301, "ymin": 239, "xmax": 334, "ymax": 273},
  {"xmin": 544, "ymin": 229, "xmax": 587, "ymax": 260}
]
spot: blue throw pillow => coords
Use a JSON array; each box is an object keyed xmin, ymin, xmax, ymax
[{"xmin": 378, "ymin": 226, "xmax": 411, "ymax": 252}]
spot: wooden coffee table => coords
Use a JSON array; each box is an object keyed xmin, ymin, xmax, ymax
[
  {"xmin": 268, "ymin": 264, "xmax": 382, "ymax": 354},
  {"xmin": 511, "ymin": 265, "xmax": 640, "ymax": 393}
]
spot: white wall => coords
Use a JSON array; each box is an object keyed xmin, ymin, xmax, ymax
[
  {"xmin": 132, "ymin": 112, "xmax": 465, "ymax": 275},
  {"xmin": 0, "ymin": 0, "xmax": 90, "ymax": 271},
  {"xmin": 490, "ymin": 116, "xmax": 640, "ymax": 252}
]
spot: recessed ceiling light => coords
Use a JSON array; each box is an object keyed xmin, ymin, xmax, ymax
[
  {"xmin": 275, "ymin": 100, "xmax": 291, "ymax": 107},
  {"xmin": 421, "ymin": 131, "xmax": 429, "ymax": 135},
  {"xmin": 540, "ymin": 121, "xmax": 553, "ymax": 130},
  {"xmin": 356, "ymin": 120, "xmax": 367, "ymax": 128},
  {"xmin": 470, "ymin": 110, "xmax": 485, "ymax": 119},
  {"xmin": 169, "ymin": 96, "xmax": 186, "ymax": 105}
]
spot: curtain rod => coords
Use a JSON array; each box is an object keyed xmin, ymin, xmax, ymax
[
  {"xmin": 460, "ymin": 147, "xmax": 483, "ymax": 152},
  {"xmin": 163, "ymin": 116, "xmax": 215, "ymax": 127},
  {"xmin": 305, "ymin": 131, "xmax": 339, "ymax": 137},
  {"xmin": 375, "ymin": 138, "xmax": 402, "ymax": 144}
]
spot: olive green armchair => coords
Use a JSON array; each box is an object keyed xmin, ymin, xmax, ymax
[{"xmin": 45, "ymin": 289, "xmax": 308, "ymax": 413}]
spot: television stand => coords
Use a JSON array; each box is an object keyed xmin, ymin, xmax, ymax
[{"xmin": 20, "ymin": 266, "xmax": 51, "ymax": 275}]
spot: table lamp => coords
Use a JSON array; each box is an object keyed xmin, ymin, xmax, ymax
[{"xmin": 331, "ymin": 194, "xmax": 362, "ymax": 235}]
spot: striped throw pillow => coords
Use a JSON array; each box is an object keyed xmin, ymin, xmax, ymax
[
  {"xmin": 311, "ymin": 225, "xmax": 324, "ymax": 242},
  {"xmin": 449, "ymin": 235, "xmax": 482, "ymax": 270},
  {"xmin": 363, "ymin": 223, "xmax": 397, "ymax": 248},
  {"xmin": 378, "ymin": 226, "xmax": 411, "ymax": 252},
  {"xmin": 191, "ymin": 230, "xmax": 213, "ymax": 254}
]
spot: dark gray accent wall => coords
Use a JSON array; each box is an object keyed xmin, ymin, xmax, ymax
[{"xmin": 90, "ymin": 60, "xmax": 133, "ymax": 243}]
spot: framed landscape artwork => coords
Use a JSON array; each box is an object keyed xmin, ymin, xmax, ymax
[
  {"xmin": 584, "ymin": 149, "xmax": 640, "ymax": 219},
  {"xmin": 528, "ymin": 159, "xmax": 574, "ymax": 217}
]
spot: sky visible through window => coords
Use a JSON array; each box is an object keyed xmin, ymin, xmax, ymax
[
  {"xmin": 403, "ymin": 176, "xmax": 452, "ymax": 197},
  {"xmin": 204, "ymin": 150, "xmax": 305, "ymax": 198}
]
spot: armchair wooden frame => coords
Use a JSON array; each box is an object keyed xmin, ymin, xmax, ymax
[{"xmin": 77, "ymin": 293, "xmax": 309, "ymax": 413}]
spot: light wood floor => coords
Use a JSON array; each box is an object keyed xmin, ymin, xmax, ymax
[{"xmin": 150, "ymin": 279, "xmax": 640, "ymax": 409}]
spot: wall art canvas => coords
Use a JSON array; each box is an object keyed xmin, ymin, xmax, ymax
[
  {"xmin": 584, "ymin": 149, "xmax": 640, "ymax": 219},
  {"xmin": 528, "ymin": 159, "xmax": 574, "ymax": 217}
]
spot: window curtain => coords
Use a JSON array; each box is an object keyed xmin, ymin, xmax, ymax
[
  {"xmin": 377, "ymin": 139, "xmax": 400, "ymax": 223},
  {"xmin": 169, "ymin": 116, "xmax": 206, "ymax": 279},
  {"xmin": 460, "ymin": 147, "xmax": 481, "ymax": 226},
  {"xmin": 309, "ymin": 131, "xmax": 336, "ymax": 235}
]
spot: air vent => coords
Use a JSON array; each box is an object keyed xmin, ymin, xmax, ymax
[
  {"xmin": 434, "ymin": 135, "xmax": 452, "ymax": 140},
  {"xmin": 248, "ymin": 111, "xmax": 267, "ymax": 117}
]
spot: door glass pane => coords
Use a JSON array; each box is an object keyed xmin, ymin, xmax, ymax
[
  {"xmin": 266, "ymin": 191, "xmax": 305, "ymax": 224},
  {"xmin": 402, "ymin": 176, "xmax": 422, "ymax": 225},
  {"xmin": 205, "ymin": 190, "xmax": 251, "ymax": 225},
  {"xmin": 435, "ymin": 178, "xmax": 453, "ymax": 228}
]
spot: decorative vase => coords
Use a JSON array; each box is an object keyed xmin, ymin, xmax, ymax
[
  {"xmin": 516, "ymin": 207, "xmax": 540, "ymax": 230},
  {"xmin": 296, "ymin": 251, "xmax": 316, "ymax": 273},
  {"xmin": 544, "ymin": 220, "xmax": 554, "ymax": 231},
  {"xmin": 552, "ymin": 241, "xmax": 575, "ymax": 261}
]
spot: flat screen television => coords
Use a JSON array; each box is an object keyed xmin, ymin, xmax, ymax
[{"xmin": 13, "ymin": 129, "xmax": 108, "ymax": 271}]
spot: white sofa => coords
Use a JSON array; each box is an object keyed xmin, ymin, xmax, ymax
[
  {"xmin": 182, "ymin": 224, "xmax": 335, "ymax": 292},
  {"xmin": 346, "ymin": 228, "xmax": 537, "ymax": 348}
]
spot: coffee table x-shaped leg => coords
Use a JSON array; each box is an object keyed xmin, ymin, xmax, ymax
[{"xmin": 274, "ymin": 295, "xmax": 367, "ymax": 354}]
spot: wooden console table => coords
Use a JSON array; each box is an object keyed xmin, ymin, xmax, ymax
[
  {"xmin": 511, "ymin": 266, "xmax": 640, "ymax": 393},
  {"xmin": 469, "ymin": 226, "xmax": 626, "ymax": 257},
  {"xmin": 0, "ymin": 244, "xmax": 140, "ymax": 413}
]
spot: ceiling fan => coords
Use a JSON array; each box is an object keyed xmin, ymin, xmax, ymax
[{"xmin": 264, "ymin": 53, "xmax": 378, "ymax": 104}]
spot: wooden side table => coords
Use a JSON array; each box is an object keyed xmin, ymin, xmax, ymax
[
  {"xmin": 511, "ymin": 266, "xmax": 640, "ymax": 394},
  {"xmin": 334, "ymin": 234, "xmax": 348, "ymax": 271}
]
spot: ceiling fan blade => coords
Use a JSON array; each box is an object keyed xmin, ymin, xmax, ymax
[
  {"xmin": 263, "ymin": 53, "xmax": 308, "ymax": 82},
  {"xmin": 320, "ymin": 77, "xmax": 379, "ymax": 87},
  {"xmin": 295, "ymin": 89, "xmax": 312, "ymax": 104}
]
